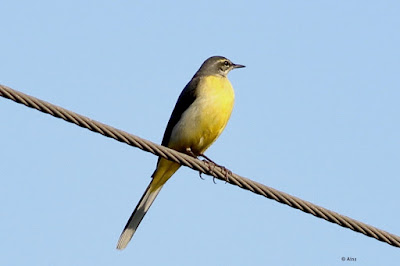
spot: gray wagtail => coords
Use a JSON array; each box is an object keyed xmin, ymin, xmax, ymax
[{"xmin": 117, "ymin": 56, "xmax": 245, "ymax": 249}]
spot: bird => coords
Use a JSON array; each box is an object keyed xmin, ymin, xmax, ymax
[{"xmin": 116, "ymin": 56, "xmax": 245, "ymax": 250}]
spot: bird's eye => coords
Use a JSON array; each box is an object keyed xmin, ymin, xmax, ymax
[{"xmin": 224, "ymin": 60, "xmax": 230, "ymax": 66}]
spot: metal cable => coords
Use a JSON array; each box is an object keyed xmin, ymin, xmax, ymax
[{"xmin": 1, "ymin": 83, "xmax": 399, "ymax": 248}]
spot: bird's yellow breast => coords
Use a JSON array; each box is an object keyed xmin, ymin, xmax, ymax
[{"xmin": 169, "ymin": 75, "xmax": 235, "ymax": 154}]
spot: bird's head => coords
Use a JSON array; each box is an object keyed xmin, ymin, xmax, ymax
[{"xmin": 196, "ymin": 56, "xmax": 245, "ymax": 77}]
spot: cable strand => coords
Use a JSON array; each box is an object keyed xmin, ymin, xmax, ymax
[{"xmin": 1, "ymin": 83, "xmax": 399, "ymax": 248}]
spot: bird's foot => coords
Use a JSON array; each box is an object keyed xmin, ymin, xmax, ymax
[
  {"xmin": 185, "ymin": 148, "xmax": 205, "ymax": 180},
  {"xmin": 184, "ymin": 148, "xmax": 231, "ymax": 183},
  {"xmin": 199, "ymin": 153, "xmax": 232, "ymax": 184}
]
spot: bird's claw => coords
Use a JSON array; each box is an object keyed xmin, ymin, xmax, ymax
[
  {"xmin": 187, "ymin": 150, "xmax": 231, "ymax": 183},
  {"xmin": 201, "ymin": 157, "xmax": 231, "ymax": 184}
]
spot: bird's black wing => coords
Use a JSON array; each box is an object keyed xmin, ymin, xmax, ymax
[{"xmin": 161, "ymin": 77, "xmax": 200, "ymax": 147}]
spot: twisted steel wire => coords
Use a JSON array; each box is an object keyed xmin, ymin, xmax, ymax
[{"xmin": 1, "ymin": 84, "xmax": 399, "ymax": 248}]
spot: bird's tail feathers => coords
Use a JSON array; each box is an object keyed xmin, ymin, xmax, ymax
[{"xmin": 116, "ymin": 182, "xmax": 163, "ymax": 250}]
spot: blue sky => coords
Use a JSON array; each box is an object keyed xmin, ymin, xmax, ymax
[{"xmin": 1, "ymin": 1, "xmax": 399, "ymax": 265}]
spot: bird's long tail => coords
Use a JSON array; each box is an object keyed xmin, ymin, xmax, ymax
[
  {"xmin": 116, "ymin": 158, "xmax": 180, "ymax": 250},
  {"xmin": 116, "ymin": 181, "xmax": 163, "ymax": 250}
]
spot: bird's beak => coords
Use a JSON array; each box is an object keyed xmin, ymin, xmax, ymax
[{"xmin": 232, "ymin": 63, "xmax": 245, "ymax": 69}]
